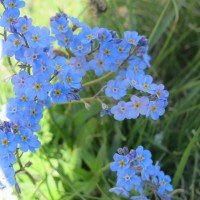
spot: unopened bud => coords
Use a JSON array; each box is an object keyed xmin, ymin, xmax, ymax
[
  {"xmin": 15, "ymin": 183, "xmax": 21, "ymax": 194},
  {"xmin": 84, "ymin": 102, "xmax": 91, "ymax": 110},
  {"xmin": 25, "ymin": 161, "xmax": 32, "ymax": 168}
]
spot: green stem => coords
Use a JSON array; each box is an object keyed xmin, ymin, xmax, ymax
[{"xmin": 83, "ymin": 72, "xmax": 113, "ymax": 87}]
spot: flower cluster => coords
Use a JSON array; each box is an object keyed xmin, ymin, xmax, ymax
[
  {"xmin": 0, "ymin": 0, "xmax": 169, "ymax": 196},
  {"xmin": 109, "ymin": 147, "xmax": 173, "ymax": 200}
]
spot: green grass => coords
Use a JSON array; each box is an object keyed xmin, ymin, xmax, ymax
[{"xmin": 0, "ymin": 0, "xmax": 200, "ymax": 199}]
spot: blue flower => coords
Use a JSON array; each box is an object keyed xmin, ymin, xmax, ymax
[
  {"xmin": 69, "ymin": 56, "xmax": 88, "ymax": 77},
  {"xmin": 53, "ymin": 56, "xmax": 68, "ymax": 72},
  {"xmin": 32, "ymin": 56, "xmax": 55, "ymax": 81},
  {"xmin": 3, "ymin": 33, "xmax": 23, "ymax": 57},
  {"xmin": 14, "ymin": 16, "xmax": 32, "ymax": 34},
  {"xmin": 126, "ymin": 95, "xmax": 149, "ymax": 119},
  {"xmin": 105, "ymin": 80, "xmax": 126, "ymax": 100},
  {"xmin": 11, "ymin": 71, "xmax": 31, "ymax": 94},
  {"xmin": 126, "ymin": 71, "xmax": 142, "ymax": 89},
  {"xmin": 146, "ymin": 100, "xmax": 165, "ymax": 120},
  {"xmin": 70, "ymin": 37, "xmax": 91, "ymax": 56},
  {"xmin": 23, "ymin": 118, "xmax": 41, "ymax": 132},
  {"xmin": 99, "ymin": 42, "xmax": 115, "ymax": 62},
  {"xmin": 24, "ymin": 101, "xmax": 44, "ymax": 122},
  {"xmin": 78, "ymin": 26, "xmax": 96, "ymax": 44},
  {"xmin": 69, "ymin": 16, "xmax": 86, "ymax": 28},
  {"xmin": 88, "ymin": 54, "xmax": 108, "ymax": 76},
  {"xmin": 127, "ymin": 57, "xmax": 146, "ymax": 74},
  {"xmin": 0, "ymin": 130, "xmax": 17, "ymax": 155},
  {"xmin": 59, "ymin": 68, "xmax": 82, "ymax": 90},
  {"xmin": 137, "ymin": 75, "xmax": 156, "ymax": 95},
  {"xmin": 113, "ymin": 40, "xmax": 131, "ymax": 60},
  {"xmin": 124, "ymin": 31, "xmax": 142, "ymax": 46},
  {"xmin": 26, "ymin": 26, "xmax": 54, "ymax": 48},
  {"xmin": 2, "ymin": 151, "xmax": 16, "ymax": 166},
  {"xmin": 135, "ymin": 146, "xmax": 152, "ymax": 168},
  {"xmin": 50, "ymin": 82, "xmax": 69, "ymax": 104},
  {"xmin": 95, "ymin": 27, "xmax": 112, "ymax": 44},
  {"xmin": 4, "ymin": 0, "xmax": 25, "ymax": 9},
  {"xmin": 115, "ymin": 70, "xmax": 130, "ymax": 88},
  {"xmin": 17, "ymin": 128, "xmax": 41, "ymax": 152},
  {"xmin": 155, "ymin": 84, "xmax": 169, "ymax": 101},
  {"xmin": 157, "ymin": 171, "xmax": 173, "ymax": 195},
  {"xmin": 24, "ymin": 47, "xmax": 46, "ymax": 67},
  {"xmin": 50, "ymin": 14, "xmax": 69, "ymax": 34},
  {"xmin": 110, "ymin": 153, "xmax": 130, "ymax": 172},
  {"xmin": 117, "ymin": 168, "xmax": 141, "ymax": 191},
  {"xmin": 111, "ymin": 101, "xmax": 131, "ymax": 121},
  {"xmin": 55, "ymin": 29, "xmax": 74, "ymax": 48},
  {"xmin": 27, "ymin": 75, "xmax": 52, "ymax": 100},
  {"xmin": 6, "ymin": 98, "xmax": 22, "ymax": 120},
  {"xmin": 0, "ymin": 8, "xmax": 20, "ymax": 30},
  {"xmin": 141, "ymin": 162, "xmax": 160, "ymax": 184}
]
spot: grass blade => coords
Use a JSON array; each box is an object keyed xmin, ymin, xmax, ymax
[{"xmin": 172, "ymin": 127, "xmax": 200, "ymax": 188}]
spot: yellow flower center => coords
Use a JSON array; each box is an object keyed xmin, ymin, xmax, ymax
[
  {"xmin": 34, "ymin": 83, "xmax": 41, "ymax": 91},
  {"xmin": 118, "ymin": 47, "xmax": 124, "ymax": 53},
  {"xmin": 64, "ymin": 38, "xmax": 69, "ymax": 44},
  {"xmin": 151, "ymin": 106, "xmax": 157, "ymax": 112},
  {"xmin": 161, "ymin": 180, "xmax": 166, "ymax": 186},
  {"xmin": 134, "ymin": 102, "xmax": 140, "ymax": 109},
  {"xmin": 33, "ymin": 35, "xmax": 39, "ymax": 42},
  {"xmin": 13, "ymin": 124, "xmax": 19, "ymax": 129},
  {"xmin": 98, "ymin": 60, "xmax": 103, "ymax": 66},
  {"xmin": 157, "ymin": 91, "xmax": 161, "ymax": 97},
  {"xmin": 143, "ymin": 84, "xmax": 149, "ymax": 89},
  {"xmin": 21, "ymin": 95, "xmax": 27, "ymax": 101},
  {"xmin": 119, "ymin": 160, "xmax": 125, "ymax": 167},
  {"xmin": 104, "ymin": 49, "xmax": 110, "ymax": 55},
  {"xmin": 58, "ymin": 25, "xmax": 64, "ymax": 30},
  {"xmin": 128, "ymin": 39, "xmax": 134, "ymax": 44},
  {"xmin": 99, "ymin": 35, "xmax": 105, "ymax": 40},
  {"xmin": 134, "ymin": 67, "xmax": 139, "ymax": 72},
  {"xmin": 138, "ymin": 155, "xmax": 144, "ymax": 161},
  {"xmin": 14, "ymin": 39, "xmax": 20, "ymax": 46},
  {"xmin": 31, "ymin": 109, "xmax": 36, "ymax": 116},
  {"xmin": 21, "ymin": 26, "xmax": 28, "ymax": 31},
  {"xmin": 66, "ymin": 77, "xmax": 72, "ymax": 83},
  {"xmin": 54, "ymin": 90, "xmax": 61, "ymax": 96},
  {"xmin": 8, "ymin": 17, "xmax": 14, "ymax": 23},
  {"xmin": 56, "ymin": 65, "xmax": 62, "ymax": 70},
  {"xmin": 87, "ymin": 34, "xmax": 93, "ymax": 39},
  {"xmin": 10, "ymin": 2, "xmax": 16, "ymax": 7},
  {"xmin": 2, "ymin": 139, "xmax": 8, "ymax": 146},
  {"xmin": 22, "ymin": 136, "xmax": 27, "ymax": 141}
]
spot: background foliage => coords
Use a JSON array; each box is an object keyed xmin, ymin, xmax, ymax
[{"xmin": 0, "ymin": 0, "xmax": 200, "ymax": 199}]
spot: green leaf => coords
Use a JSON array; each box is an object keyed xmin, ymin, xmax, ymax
[
  {"xmin": 149, "ymin": 0, "xmax": 184, "ymax": 50},
  {"xmin": 172, "ymin": 127, "xmax": 200, "ymax": 188}
]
